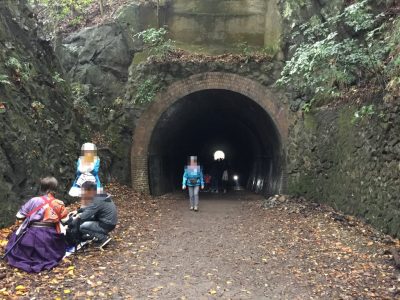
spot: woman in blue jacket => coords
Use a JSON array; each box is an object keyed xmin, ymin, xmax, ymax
[
  {"xmin": 68, "ymin": 143, "xmax": 103, "ymax": 197},
  {"xmin": 182, "ymin": 156, "xmax": 204, "ymax": 211}
]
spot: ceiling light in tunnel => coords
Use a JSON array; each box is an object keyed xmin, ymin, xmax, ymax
[{"xmin": 214, "ymin": 150, "xmax": 225, "ymax": 161}]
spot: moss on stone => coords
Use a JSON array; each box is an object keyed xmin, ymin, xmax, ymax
[
  {"xmin": 288, "ymin": 100, "xmax": 400, "ymax": 237},
  {"xmin": 303, "ymin": 113, "xmax": 317, "ymax": 131}
]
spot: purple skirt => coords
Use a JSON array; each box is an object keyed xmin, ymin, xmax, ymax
[{"xmin": 5, "ymin": 227, "xmax": 66, "ymax": 273}]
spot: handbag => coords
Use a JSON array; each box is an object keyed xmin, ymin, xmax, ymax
[{"xmin": 189, "ymin": 178, "xmax": 199, "ymax": 185}]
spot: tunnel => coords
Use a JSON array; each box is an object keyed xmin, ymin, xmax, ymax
[{"xmin": 147, "ymin": 89, "xmax": 283, "ymax": 196}]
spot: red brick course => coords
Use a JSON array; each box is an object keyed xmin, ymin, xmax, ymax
[{"xmin": 131, "ymin": 72, "xmax": 289, "ymax": 193}]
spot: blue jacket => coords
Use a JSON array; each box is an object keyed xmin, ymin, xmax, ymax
[
  {"xmin": 71, "ymin": 158, "xmax": 102, "ymax": 190},
  {"xmin": 182, "ymin": 166, "xmax": 204, "ymax": 187}
]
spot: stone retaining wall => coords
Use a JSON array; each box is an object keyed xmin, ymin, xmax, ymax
[{"xmin": 288, "ymin": 98, "xmax": 400, "ymax": 237}]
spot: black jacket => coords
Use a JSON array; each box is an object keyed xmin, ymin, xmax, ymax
[{"xmin": 79, "ymin": 194, "xmax": 118, "ymax": 228}]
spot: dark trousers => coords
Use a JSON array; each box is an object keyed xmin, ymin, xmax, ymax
[
  {"xmin": 80, "ymin": 221, "xmax": 110, "ymax": 240},
  {"xmin": 222, "ymin": 180, "xmax": 228, "ymax": 192},
  {"xmin": 211, "ymin": 177, "xmax": 219, "ymax": 191}
]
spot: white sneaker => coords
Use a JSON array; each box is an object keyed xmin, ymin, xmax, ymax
[
  {"xmin": 190, "ymin": 206, "xmax": 194, "ymax": 210},
  {"xmin": 194, "ymin": 207, "xmax": 198, "ymax": 212}
]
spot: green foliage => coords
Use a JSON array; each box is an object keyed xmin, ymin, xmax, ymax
[
  {"xmin": 302, "ymin": 100, "xmax": 314, "ymax": 113},
  {"xmin": 71, "ymin": 82, "xmax": 90, "ymax": 112},
  {"xmin": 31, "ymin": 101, "xmax": 46, "ymax": 117},
  {"xmin": 237, "ymin": 42, "xmax": 280, "ymax": 58},
  {"xmin": 69, "ymin": 15, "xmax": 84, "ymax": 26},
  {"xmin": 343, "ymin": 1, "xmax": 375, "ymax": 31},
  {"xmin": 6, "ymin": 57, "xmax": 23, "ymax": 70},
  {"xmin": 5, "ymin": 57, "xmax": 31, "ymax": 82},
  {"xmin": 30, "ymin": 0, "xmax": 94, "ymax": 20},
  {"xmin": 135, "ymin": 28, "xmax": 175, "ymax": 57},
  {"xmin": 112, "ymin": 97, "xmax": 124, "ymax": 107},
  {"xmin": 277, "ymin": 0, "xmax": 395, "ymax": 107},
  {"xmin": 237, "ymin": 42, "xmax": 253, "ymax": 56},
  {"xmin": 282, "ymin": 0, "xmax": 311, "ymax": 19},
  {"xmin": 352, "ymin": 104, "xmax": 375, "ymax": 124},
  {"xmin": 134, "ymin": 77, "xmax": 161, "ymax": 105},
  {"xmin": 385, "ymin": 18, "xmax": 400, "ymax": 84},
  {"xmin": 0, "ymin": 74, "xmax": 11, "ymax": 86},
  {"xmin": 29, "ymin": 0, "xmax": 96, "ymax": 34},
  {"xmin": 262, "ymin": 45, "xmax": 281, "ymax": 57},
  {"xmin": 52, "ymin": 72, "xmax": 65, "ymax": 84}
]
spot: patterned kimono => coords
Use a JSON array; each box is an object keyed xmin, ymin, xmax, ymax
[
  {"xmin": 5, "ymin": 195, "xmax": 69, "ymax": 273},
  {"xmin": 69, "ymin": 157, "xmax": 102, "ymax": 197}
]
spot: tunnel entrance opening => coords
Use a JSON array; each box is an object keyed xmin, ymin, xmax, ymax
[
  {"xmin": 148, "ymin": 89, "xmax": 283, "ymax": 196},
  {"xmin": 213, "ymin": 150, "xmax": 225, "ymax": 161}
]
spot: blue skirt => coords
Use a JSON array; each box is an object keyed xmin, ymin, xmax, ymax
[{"xmin": 5, "ymin": 227, "xmax": 66, "ymax": 273}]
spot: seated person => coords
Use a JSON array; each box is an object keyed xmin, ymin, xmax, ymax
[
  {"xmin": 70, "ymin": 181, "xmax": 117, "ymax": 248},
  {"xmin": 5, "ymin": 177, "xmax": 69, "ymax": 273}
]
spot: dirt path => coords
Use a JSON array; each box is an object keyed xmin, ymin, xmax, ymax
[
  {"xmin": 125, "ymin": 192, "xmax": 313, "ymax": 299},
  {"xmin": 1, "ymin": 187, "xmax": 399, "ymax": 299},
  {"xmin": 80, "ymin": 191, "xmax": 398, "ymax": 299}
]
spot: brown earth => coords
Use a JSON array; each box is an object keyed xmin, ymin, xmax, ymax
[{"xmin": 1, "ymin": 185, "xmax": 400, "ymax": 299}]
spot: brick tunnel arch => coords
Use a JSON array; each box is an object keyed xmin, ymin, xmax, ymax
[{"xmin": 131, "ymin": 72, "xmax": 289, "ymax": 196}]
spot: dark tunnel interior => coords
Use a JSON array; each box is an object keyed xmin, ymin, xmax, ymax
[{"xmin": 148, "ymin": 89, "xmax": 283, "ymax": 196}]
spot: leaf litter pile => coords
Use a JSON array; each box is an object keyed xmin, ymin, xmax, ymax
[
  {"xmin": 262, "ymin": 195, "xmax": 400, "ymax": 299},
  {"xmin": 0, "ymin": 185, "xmax": 399, "ymax": 299}
]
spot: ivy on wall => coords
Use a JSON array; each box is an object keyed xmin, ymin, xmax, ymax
[
  {"xmin": 277, "ymin": 0, "xmax": 399, "ymax": 113},
  {"xmin": 134, "ymin": 76, "xmax": 162, "ymax": 105}
]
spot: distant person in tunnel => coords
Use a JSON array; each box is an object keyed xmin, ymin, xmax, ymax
[
  {"xmin": 222, "ymin": 168, "xmax": 229, "ymax": 194},
  {"xmin": 211, "ymin": 158, "xmax": 224, "ymax": 193},
  {"xmin": 204, "ymin": 173, "xmax": 212, "ymax": 192},
  {"xmin": 182, "ymin": 156, "xmax": 204, "ymax": 212},
  {"xmin": 210, "ymin": 162, "xmax": 217, "ymax": 193}
]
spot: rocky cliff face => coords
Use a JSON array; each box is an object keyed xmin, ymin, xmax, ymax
[
  {"xmin": 57, "ymin": 22, "xmax": 136, "ymax": 101},
  {"xmin": 55, "ymin": 22, "xmax": 139, "ymax": 185},
  {"xmin": 0, "ymin": 1, "xmax": 81, "ymax": 226}
]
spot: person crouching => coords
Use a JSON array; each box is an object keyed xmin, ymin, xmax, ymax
[{"xmin": 70, "ymin": 181, "xmax": 117, "ymax": 249}]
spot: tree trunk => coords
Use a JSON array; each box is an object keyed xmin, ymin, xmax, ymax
[
  {"xmin": 99, "ymin": 0, "xmax": 105, "ymax": 16},
  {"xmin": 70, "ymin": 4, "xmax": 78, "ymax": 17},
  {"xmin": 157, "ymin": 0, "xmax": 160, "ymax": 28}
]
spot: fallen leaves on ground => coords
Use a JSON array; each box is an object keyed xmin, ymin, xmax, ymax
[
  {"xmin": 147, "ymin": 49, "xmax": 274, "ymax": 66},
  {"xmin": 261, "ymin": 194, "xmax": 400, "ymax": 299},
  {"xmin": 0, "ymin": 187, "xmax": 399, "ymax": 299},
  {"xmin": 0, "ymin": 182, "xmax": 159, "ymax": 299}
]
